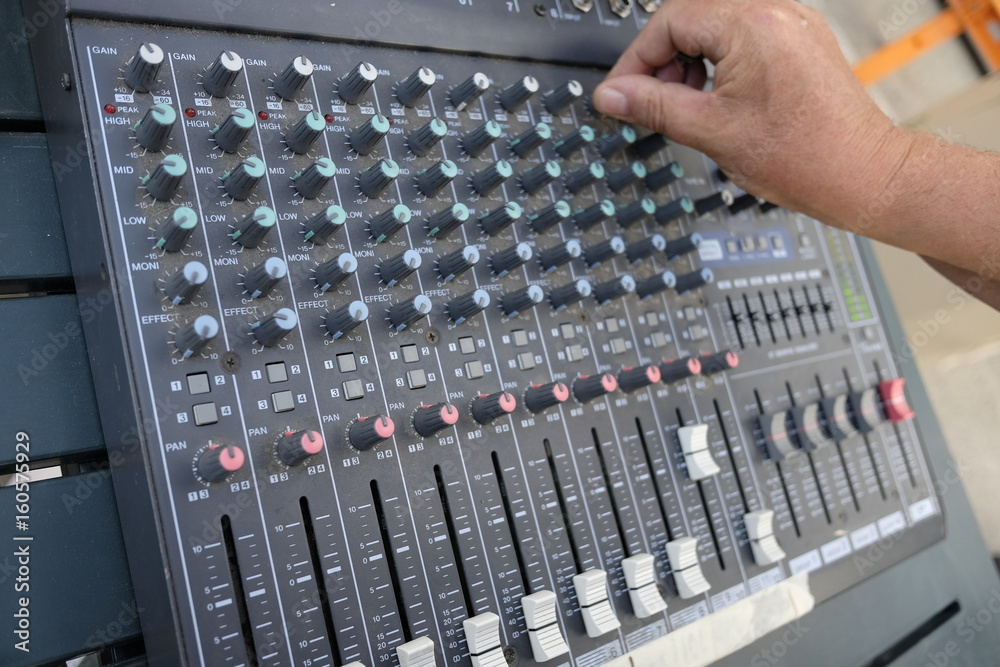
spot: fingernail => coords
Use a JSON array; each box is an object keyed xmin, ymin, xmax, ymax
[{"xmin": 595, "ymin": 85, "xmax": 630, "ymax": 120}]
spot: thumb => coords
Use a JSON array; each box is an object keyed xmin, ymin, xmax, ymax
[{"xmin": 593, "ymin": 75, "xmax": 716, "ymax": 150}]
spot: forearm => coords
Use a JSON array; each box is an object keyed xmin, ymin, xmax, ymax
[{"xmin": 921, "ymin": 255, "xmax": 1000, "ymax": 312}]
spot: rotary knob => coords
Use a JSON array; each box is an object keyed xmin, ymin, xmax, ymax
[
  {"xmin": 315, "ymin": 252, "xmax": 358, "ymax": 292},
  {"xmin": 527, "ymin": 200, "xmax": 571, "ymax": 233},
  {"xmin": 231, "ymin": 206, "xmax": 276, "ymax": 248},
  {"xmin": 619, "ymin": 365, "xmax": 661, "ymax": 393},
  {"xmin": 626, "ymin": 234, "xmax": 666, "ymax": 264},
  {"xmin": 337, "ymin": 61, "xmax": 378, "ymax": 104},
  {"xmin": 349, "ymin": 416, "xmax": 395, "ymax": 450},
  {"xmin": 654, "ymin": 196, "xmax": 695, "ymax": 225},
  {"xmin": 700, "ymin": 350, "xmax": 740, "ymax": 376},
  {"xmin": 509, "ymin": 123, "xmax": 552, "ymax": 158},
  {"xmin": 574, "ymin": 199, "xmax": 616, "ymax": 231},
  {"xmin": 350, "ymin": 114, "xmax": 390, "ymax": 155},
  {"xmin": 164, "ymin": 261, "xmax": 208, "ymax": 305},
  {"xmin": 273, "ymin": 56, "xmax": 313, "ymax": 100},
  {"xmin": 324, "ymin": 300, "xmax": 369, "ymax": 339},
  {"xmin": 143, "ymin": 154, "xmax": 187, "ymax": 201},
  {"xmin": 573, "ymin": 374, "xmax": 618, "ymax": 403},
  {"xmin": 426, "ymin": 203, "xmax": 470, "ymax": 239},
  {"xmin": 293, "ymin": 158, "xmax": 337, "ymax": 199},
  {"xmin": 277, "ymin": 430, "xmax": 324, "ymax": 466},
  {"xmin": 358, "ymin": 158, "xmax": 399, "ymax": 198},
  {"xmin": 664, "ymin": 233, "xmax": 703, "ymax": 259},
  {"xmin": 583, "ymin": 236, "xmax": 625, "ymax": 267},
  {"xmin": 660, "ymin": 357, "xmax": 702, "ymax": 384},
  {"xmin": 368, "ymin": 204, "xmax": 411, "ymax": 243},
  {"xmin": 416, "ymin": 160, "xmax": 458, "ymax": 198},
  {"xmin": 543, "ymin": 80, "xmax": 584, "ymax": 114},
  {"xmin": 389, "ymin": 294, "xmax": 432, "ymax": 331},
  {"xmin": 446, "ymin": 289, "xmax": 491, "ymax": 324},
  {"xmin": 471, "ymin": 392, "xmax": 517, "ymax": 424},
  {"xmin": 549, "ymin": 279, "xmax": 592, "ymax": 310},
  {"xmin": 413, "ymin": 403, "xmax": 460, "ymax": 437},
  {"xmin": 617, "ymin": 198, "xmax": 657, "ymax": 228},
  {"xmin": 252, "ymin": 308, "xmax": 298, "ymax": 346},
  {"xmin": 202, "ymin": 50, "xmax": 243, "ymax": 97},
  {"xmin": 134, "ymin": 103, "xmax": 176, "ymax": 152},
  {"xmin": 436, "ymin": 246, "xmax": 480, "ymax": 281},
  {"xmin": 645, "ymin": 162, "xmax": 684, "ymax": 191},
  {"xmin": 285, "ymin": 111, "xmax": 325, "ymax": 154},
  {"xmin": 553, "ymin": 125, "xmax": 595, "ymax": 158},
  {"xmin": 593, "ymin": 275, "xmax": 635, "ymax": 305},
  {"xmin": 470, "ymin": 160, "xmax": 513, "ymax": 196},
  {"xmin": 524, "ymin": 382, "xmax": 570, "ymax": 413},
  {"xmin": 197, "ymin": 444, "xmax": 245, "ymax": 483},
  {"xmin": 221, "ymin": 156, "xmax": 265, "ymax": 200},
  {"xmin": 499, "ymin": 284, "xmax": 545, "ymax": 317},
  {"xmin": 377, "ymin": 249, "xmax": 422, "ymax": 287},
  {"xmin": 607, "ymin": 162, "xmax": 647, "ymax": 193},
  {"xmin": 154, "ymin": 206, "xmax": 198, "ymax": 252},
  {"xmin": 564, "ymin": 163, "xmax": 605, "ymax": 194},
  {"xmin": 408, "ymin": 118, "xmax": 448, "ymax": 157},
  {"xmin": 636, "ymin": 271, "xmax": 677, "ymax": 300},
  {"xmin": 211, "ymin": 108, "xmax": 255, "ymax": 153},
  {"xmin": 597, "ymin": 127, "xmax": 637, "ymax": 158},
  {"xmin": 462, "ymin": 120, "xmax": 502, "ymax": 158},
  {"xmin": 631, "ymin": 133, "xmax": 669, "ymax": 159},
  {"xmin": 302, "ymin": 204, "xmax": 347, "ymax": 244},
  {"xmin": 490, "ymin": 242, "xmax": 533, "ymax": 276},
  {"xmin": 675, "ymin": 268, "xmax": 714, "ymax": 294},
  {"xmin": 694, "ymin": 191, "xmax": 736, "ymax": 216},
  {"xmin": 498, "ymin": 76, "xmax": 539, "ymax": 111},
  {"xmin": 479, "ymin": 202, "xmax": 523, "ymax": 237},
  {"xmin": 538, "ymin": 239, "xmax": 581, "ymax": 273},
  {"xmin": 124, "ymin": 43, "xmax": 164, "ymax": 93},
  {"xmin": 728, "ymin": 193, "xmax": 761, "ymax": 215},
  {"xmin": 175, "ymin": 314, "xmax": 219, "ymax": 359},
  {"xmin": 450, "ymin": 72, "xmax": 491, "ymax": 111},
  {"xmin": 396, "ymin": 66, "xmax": 436, "ymax": 106},
  {"xmin": 520, "ymin": 161, "xmax": 561, "ymax": 195},
  {"xmin": 243, "ymin": 257, "xmax": 287, "ymax": 298}
]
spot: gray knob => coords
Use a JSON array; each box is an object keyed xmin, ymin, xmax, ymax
[
  {"xmin": 631, "ymin": 133, "xmax": 669, "ymax": 160},
  {"xmin": 664, "ymin": 233, "xmax": 703, "ymax": 259},
  {"xmin": 538, "ymin": 239, "xmax": 581, "ymax": 273},
  {"xmin": 211, "ymin": 108, "xmax": 254, "ymax": 153},
  {"xmin": 426, "ymin": 203, "xmax": 470, "ymax": 239},
  {"xmin": 389, "ymin": 294, "xmax": 432, "ymax": 331},
  {"xmin": 302, "ymin": 204, "xmax": 347, "ymax": 244},
  {"xmin": 542, "ymin": 80, "xmax": 584, "ymax": 114},
  {"xmin": 479, "ymin": 201, "xmax": 523, "ymax": 237},
  {"xmin": 450, "ymin": 72, "xmax": 490, "ymax": 111},
  {"xmin": 124, "ymin": 43, "xmax": 164, "ymax": 93},
  {"xmin": 645, "ymin": 161, "xmax": 684, "ymax": 191},
  {"xmin": 143, "ymin": 154, "xmax": 187, "ymax": 201},
  {"xmin": 358, "ymin": 158, "xmax": 399, "ymax": 198},
  {"xmin": 593, "ymin": 275, "xmax": 635, "ymax": 305},
  {"xmin": 202, "ymin": 51, "xmax": 243, "ymax": 97},
  {"xmin": 509, "ymin": 123, "xmax": 552, "ymax": 158},
  {"xmin": 324, "ymin": 301, "xmax": 369, "ymax": 339},
  {"xmin": 252, "ymin": 308, "xmax": 298, "ymax": 346},
  {"xmin": 573, "ymin": 199, "xmax": 615, "ymax": 231},
  {"xmin": 292, "ymin": 157, "xmax": 337, "ymax": 199},
  {"xmin": 134, "ymin": 103, "xmax": 176, "ymax": 152},
  {"xmin": 527, "ymin": 200, "xmax": 571, "ymax": 233},
  {"xmin": 607, "ymin": 162, "xmax": 647, "ymax": 193},
  {"xmin": 436, "ymin": 245, "xmax": 480, "ymax": 281},
  {"xmin": 470, "ymin": 160, "xmax": 512, "ymax": 196},
  {"xmin": 350, "ymin": 114, "xmax": 390, "ymax": 155},
  {"xmin": 655, "ymin": 196, "xmax": 695, "ymax": 225},
  {"xmin": 694, "ymin": 191, "xmax": 735, "ymax": 216},
  {"xmin": 175, "ymin": 314, "xmax": 219, "ymax": 359},
  {"xmin": 462, "ymin": 120, "xmax": 502, "ymax": 158},
  {"xmin": 377, "ymin": 249, "xmax": 422, "ymax": 287},
  {"xmin": 164, "ymin": 261, "xmax": 208, "ymax": 305},
  {"xmin": 674, "ymin": 268, "xmax": 714, "ymax": 294},
  {"xmin": 416, "ymin": 160, "xmax": 458, "ymax": 198},
  {"xmin": 499, "ymin": 284, "xmax": 544, "ymax": 317},
  {"xmin": 520, "ymin": 161, "xmax": 561, "ymax": 195},
  {"xmin": 626, "ymin": 234, "xmax": 666, "ymax": 264},
  {"xmin": 583, "ymin": 236, "xmax": 625, "ymax": 267},
  {"xmin": 154, "ymin": 206, "xmax": 198, "ymax": 252},
  {"xmin": 396, "ymin": 66, "xmax": 436, "ymax": 106},
  {"xmin": 407, "ymin": 118, "xmax": 447, "ymax": 157},
  {"xmin": 728, "ymin": 193, "xmax": 761, "ymax": 215},
  {"xmin": 446, "ymin": 289, "xmax": 491, "ymax": 324},
  {"xmin": 243, "ymin": 257, "xmax": 287, "ymax": 298},
  {"xmin": 230, "ymin": 206, "xmax": 276, "ymax": 248},
  {"xmin": 368, "ymin": 204, "xmax": 411, "ymax": 243},
  {"xmin": 564, "ymin": 163, "xmax": 605, "ymax": 194},
  {"xmin": 618, "ymin": 198, "xmax": 657, "ymax": 228},
  {"xmin": 273, "ymin": 56, "xmax": 313, "ymax": 100},
  {"xmin": 337, "ymin": 62, "xmax": 378, "ymax": 104},
  {"xmin": 636, "ymin": 270, "xmax": 677, "ymax": 299},
  {"xmin": 490, "ymin": 242, "xmax": 532, "ymax": 276},
  {"xmin": 221, "ymin": 156, "xmax": 265, "ymax": 200},
  {"xmin": 553, "ymin": 125, "xmax": 595, "ymax": 158},
  {"xmin": 285, "ymin": 111, "xmax": 325, "ymax": 154},
  {"xmin": 549, "ymin": 279, "xmax": 592, "ymax": 311},
  {"xmin": 597, "ymin": 127, "xmax": 637, "ymax": 158},
  {"xmin": 499, "ymin": 76, "xmax": 539, "ymax": 111},
  {"xmin": 314, "ymin": 253, "xmax": 358, "ymax": 292}
]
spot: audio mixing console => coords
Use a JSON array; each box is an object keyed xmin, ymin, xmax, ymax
[{"xmin": 24, "ymin": 1, "xmax": 943, "ymax": 665}]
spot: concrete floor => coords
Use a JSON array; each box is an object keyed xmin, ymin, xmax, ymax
[{"xmin": 803, "ymin": 0, "xmax": 1000, "ymax": 553}]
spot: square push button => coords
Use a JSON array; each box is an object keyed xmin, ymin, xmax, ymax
[
  {"xmin": 465, "ymin": 361, "xmax": 485, "ymax": 379},
  {"xmin": 193, "ymin": 402, "xmax": 218, "ymax": 426},
  {"xmin": 337, "ymin": 353, "xmax": 358, "ymax": 373},
  {"xmin": 406, "ymin": 369, "xmax": 428, "ymax": 389},
  {"xmin": 186, "ymin": 372, "xmax": 211, "ymax": 395},
  {"xmin": 343, "ymin": 379, "xmax": 365, "ymax": 400},
  {"xmin": 565, "ymin": 345, "xmax": 583, "ymax": 362},
  {"xmin": 401, "ymin": 344, "xmax": 420, "ymax": 363},
  {"xmin": 560, "ymin": 323, "xmax": 575, "ymax": 339},
  {"xmin": 272, "ymin": 390, "xmax": 295, "ymax": 413},
  {"xmin": 459, "ymin": 336, "xmax": 476, "ymax": 355},
  {"xmin": 512, "ymin": 329, "xmax": 529, "ymax": 347},
  {"xmin": 517, "ymin": 352, "xmax": 535, "ymax": 370},
  {"xmin": 265, "ymin": 362, "xmax": 288, "ymax": 383}
]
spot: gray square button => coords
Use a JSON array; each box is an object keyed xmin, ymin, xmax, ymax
[
  {"xmin": 272, "ymin": 391, "xmax": 295, "ymax": 413},
  {"xmin": 187, "ymin": 373, "xmax": 211, "ymax": 395},
  {"xmin": 266, "ymin": 362, "xmax": 287, "ymax": 383},
  {"xmin": 407, "ymin": 369, "xmax": 428, "ymax": 389},
  {"xmin": 465, "ymin": 360, "xmax": 485, "ymax": 379},
  {"xmin": 343, "ymin": 379, "xmax": 364, "ymax": 400},
  {"xmin": 193, "ymin": 402, "xmax": 218, "ymax": 426},
  {"xmin": 337, "ymin": 353, "xmax": 358, "ymax": 373}
]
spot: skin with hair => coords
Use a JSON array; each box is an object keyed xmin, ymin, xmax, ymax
[{"xmin": 593, "ymin": 0, "xmax": 1000, "ymax": 309}]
